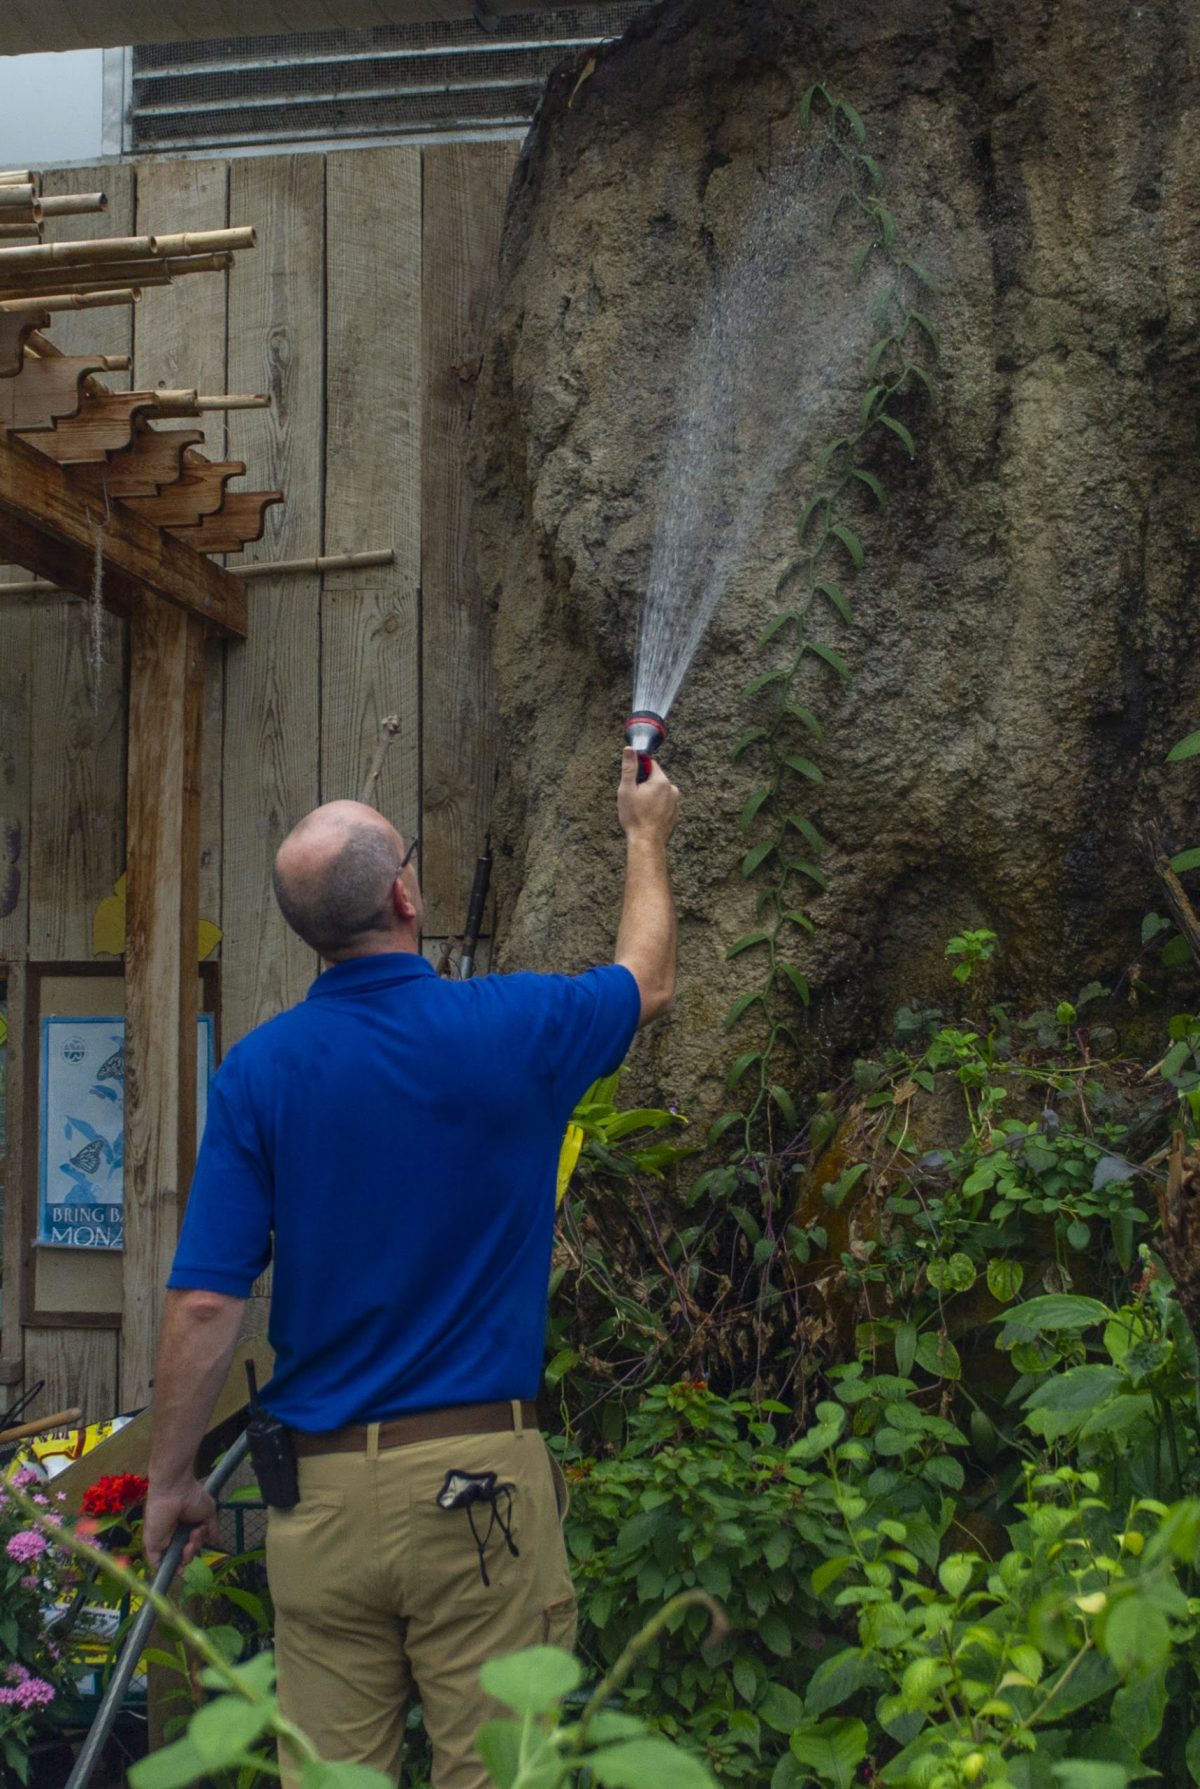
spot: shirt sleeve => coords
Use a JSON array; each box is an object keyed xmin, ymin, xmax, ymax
[
  {"xmin": 167, "ymin": 1047, "xmax": 273, "ymax": 1297},
  {"xmin": 545, "ymin": 964, "xmax": 642, "ymax": 1115}
]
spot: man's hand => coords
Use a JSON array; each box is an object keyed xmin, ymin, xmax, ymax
[
  {"xmin": 144, "ymin": 1475, "xmax": 220, "ymax": 1569},
  {"xmin": 617, "ymin": 746, "xmax": 679, "ymax": 842}
]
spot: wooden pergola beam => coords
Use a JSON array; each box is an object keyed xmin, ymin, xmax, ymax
[{"xmin": 0, "ymin": 429, "xmax": 247, "ymax": 636}]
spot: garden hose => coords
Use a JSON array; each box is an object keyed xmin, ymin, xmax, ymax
[{"xmin": 65, "ymin": 1431, "xmax": 251, "ymax": 1789}]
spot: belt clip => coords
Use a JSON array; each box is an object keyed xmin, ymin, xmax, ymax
[
  {"xmin": 367, "ymin": 1421, "xmax": 381, "ymax": 1461},
  {"xmin": 511, "ymin": 1399, "xmax": 524, "ymax": 1438}
]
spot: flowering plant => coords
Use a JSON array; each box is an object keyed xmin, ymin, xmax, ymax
[
  {"xmin": 0, "ymin": 1467, "xmax": 80, "ymax": 1781},
  {"xmin": 80, "ymin": 1472, "xmax": 148, "ymax": 1520}
]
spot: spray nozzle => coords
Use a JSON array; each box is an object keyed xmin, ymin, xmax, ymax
[{"xmin": 624, "ymin": 710, "xmax": 666, "ymax": 784}]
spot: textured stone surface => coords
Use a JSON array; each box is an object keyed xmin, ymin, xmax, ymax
[{"xmin": 472, "ymin": 0, "xmax": 1200, "ymax": 1116}]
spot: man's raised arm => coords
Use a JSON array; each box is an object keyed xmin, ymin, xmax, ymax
[{"xmin": 615, "ymin": 745, "xmax": 679, "ymax": 1027}]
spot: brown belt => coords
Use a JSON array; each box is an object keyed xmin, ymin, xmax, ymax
[{"xmin": 292, "ymin": 1399, "xmax": 539, "ymax": 1458}]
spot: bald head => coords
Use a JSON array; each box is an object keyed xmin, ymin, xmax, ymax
[{"xmin": 273, "ymin": 801, "xmax": 417, "ymax": 959}]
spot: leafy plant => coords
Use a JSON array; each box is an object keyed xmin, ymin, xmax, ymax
[
  {"xmin": 476, "ymin": 1598, "xmax": 722, "ymax": 1788},
  {"xmin": 945, "ymin": 930, "xmax": 998, "ymax": 987}
]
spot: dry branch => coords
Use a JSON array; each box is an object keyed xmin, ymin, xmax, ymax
[{"xmin": 38, "ymin": 192, "xmax": 108, "ymax": 217}]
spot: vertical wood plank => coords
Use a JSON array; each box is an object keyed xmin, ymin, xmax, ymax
[
  {"xmin": 123, "ymin": 603, "xmax": 203, "ymax": 1407},
  {"xmin": 27, "ymin": 164, "xmax": 134, "ymax": 961},
  {"xmin": 1, "ymin": 963, "xmax": 27, "ymax": 1370},
  {"xmin": 420, "ymin": 143, "xmax": 516, "ymax": 936},
  {"xmin": 322, "ymin": 148, "xmax": 421, "ymax": 833},
  {"xmin": 134, "ymin": 159, "xmax": 230, "ymax": 939},
  {"xmin": 222, "ymin": 156, "xmax": 325, "ymax": 1046},
  {"xmin": 0, "ymin": 607, "xmax": 30, "ymax": 964},
  {"xmin": 24, "ymin": 1327, "xmax": 118, "ymax": 1424}
]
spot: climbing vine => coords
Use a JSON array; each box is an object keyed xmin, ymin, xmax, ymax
[{"xmin": 703, "ymin": 83, "xmax": 942, "ymax": 1182}]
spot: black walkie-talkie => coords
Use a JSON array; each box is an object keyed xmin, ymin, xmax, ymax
[{"xmin": 245, "ymin": 1361, "xmax": 299, "ymax": 1510}]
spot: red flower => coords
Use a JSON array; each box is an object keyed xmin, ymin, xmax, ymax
[{"xmin": 81, "ymin": 1473, "xmax": 149, "ymax": 1518}]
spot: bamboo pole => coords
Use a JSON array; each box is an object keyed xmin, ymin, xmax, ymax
[
  {"xmin": 194, "ymin": 393, "xmax": 270, "ymax": 411},
  {"xmin": 0, "ymin": 172, "xmax": 34, "ymax": 187},
  {"xmin": 0, "ymin": 186, "xmax": 40, "ymax": 215},
  {"xmin": 0, "ymin": 223, "xmax": 42, "ymax": 241},
  {"xmin": 0, "ymin": 288, "xmax": 140, "ymax": 314},
  {"xmin": 38, "ymin": 193, "xmax": 108, "ymax": 218},
  {"xmin": 0, "ymin": 252, "xmax": 230, "ymax": 291},
  {"xmin": 0, "ymin": 227, "xmax": 254, "ymax": 273},
  {"xmin": 0, "ymin": 550, "xmax": 395, "ymax": 598},
  {"xmin": 24, "ymin": 334, "xmax": 129, "ymax": 369},
  {"xmin": 149, "ymin": 227, "xmax": 256, "ymax": 257},
  {"xmin": 0, "ymin": 274, "xmax": 173, "ymax": 300}
]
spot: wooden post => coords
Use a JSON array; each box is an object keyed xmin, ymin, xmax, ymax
[{"xmin": 122, "ymin": 598, "xmax": 204, "ymax": 1408}]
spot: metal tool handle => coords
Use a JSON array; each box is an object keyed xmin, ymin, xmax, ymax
[{"xmin": 66, "ymin": 1430, "xmax": 252, "ymax": 1789}]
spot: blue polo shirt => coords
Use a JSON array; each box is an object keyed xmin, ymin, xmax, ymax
[{"xmin": 168, "ymin": 954, "xmax": 640, "ymax": 1430}]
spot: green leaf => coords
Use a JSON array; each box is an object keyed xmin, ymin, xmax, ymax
[
  {"xmin": 799, "ymin": 85, "xmax": 817, "ymax": 129},
  {"xmin": 783, "ymin": 754, "xmax": 823, "ymax": 782},
  {"xmin": 853, "ymin": 237, "xmax": 875, "ymax": 281},
  {"xmin": 788, "ymin": 859, "xmax": 828, "ymax": 890},
  {"xmin": 545, "ymin": 1348, "xmax": 580, "ymax": 1387},
  {"xmin": 791, "ymin": 815, "xmax": 825, "ymax": 853},
  {"xmin": 848, "ymin": 467, "xmax": 886, "ymax": 507},
  {"xmin": 189, "ymin": 1697, "xmax": 271, "ymax": 1768},
  {"xmin": 1163, "ymin": 934, "xmax": 1193, "ymax": 967},
  {"xmin": 901, "ymin": 256, "xmax": 940, "ymax": 293},
  {"xmin": 986, "ymin": 1258, "xmax": 1024, "ymax": 1302},
  {"xmin": 927, "ymin": 1252, "xmax": 977, "ymax": 1293},
  {"xmin": 589, "ymin": 1737, "xmax": 717, "ymax": 1789},
  {"xmin": 301, "ymin": 1767, "xmax": 395, "ymax": 1789},
  {"xmin": 876, "ymin": 413, "xmax": 916, "ymax": 457},
  {"xmin": 760, "ymin": 1682, "xmax": 806, "ymax": 1734},
  {"xmin": 770, "ymin": 1083, "xmax": 798, "ymax": 1129},
  {"xmin": 859, "ymin": 383, "xmax": 887, "ymax": 427},
  {"xmin": 808, "ymin": 640, "xmax": 851, "ymax": 680},
  {"xmin": 937, "ymin": 1554, "xmax": 975, "ymax": 1598},
  {"xmin": 727, "ymin": 931, "xmax": 770, "ymax": 960},
  {"xmin": 479, "ymin": 1646, "xmax": 582, "ymax": 1715},
  {"xmin": 1003, "ymin": 1294, "xmax": 1110, "ymax": 1333},
  {"xmin": 130, "ymin": 1740, "xmax": 217, "ymax": 1789},
  {"xmin": 732, "ymin": 726, "xmax": 768, "ymax": 759},
  {"xmin": 894, "ymin": 1321, "xmax": 917, "ymax": 1377},
  {"xmin": 784, "ymin": 703, "xmax": 823, "ymax": 738},
  {"xmin": 1186, "ymin": 1721, "xmax": 1200, "ymax": 1784},
  {"xmin": 815, "ymin": 581, "xmax": 853, "ymax": 623},
  {"xmin": 1050, "ymin": 1765, "xmax": 1129, "ymax": 1789},
  {"xmin": 743, "ymin": 668, "xmax": 788, "ymax": 699},
  {"xmin": 1167, "ymin": 729, "xmax": 1200, "ymax": 762},
  {"xmin": 725, "ymin": 991, "xmax": 764, "ymax": 1029},
  {"xmin": 474, "ymin": 1721, "xmax": 522, "ymax": 1789},
  {"xmin": 742, "ymin": 841, "xmax": 777, "ymax": 877},
  {"xmin": 816, "ymin": 436, "xmax": 853, "ymax": 476},
  {"xmin": 906, "ymin": 309, "xmax": 941, "ymax": 358},
  {"xmin": 758, "ymin": 611, "xmax": 796, "ymax": 646},
  {"xmin": 790, "ymin": 1716, "xmax": 868, "ymax": 1787},
  {"xmin": 1170, "ymin": 848, "xmax": 1200, "ymax": 873},
  {"xmin": 830, "ymin": 522, "xmax": 864, "ymax": 568},
  {"xmin": 915, "ymin": 1331, "xmax": 961, "ymax": 1379},
  {"xmin": 839, "ymin": 100, "xmax": 866, "ymax": 142},
  {"xmin": 1111, "ymin": 1664, "xmax": 1167, "ymax": 1756},
  {"xmin": 1101, "ymin": 1597, "xmax": 1171, "ymax": 1677},
  {"xmin": 740, "ymin": 787, "xmax": 771, "ymax": 832},
  {"xmin": 799, "ymin": 494, "xmax": 828, "ymax": 539},
  {"xmin": 811, "ymin": 1554, "xmax": 854, "ymax": 1596},
  {"xmin": 728, "ymin": 1050, "xmax": 762, "ymax": 1090},
  {"xmin": 777, "ymin": 961, "xmax": 810, "ymax": 1004}
]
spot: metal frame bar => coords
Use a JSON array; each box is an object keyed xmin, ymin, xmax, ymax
[
  {"xmin": 136, "ymin": 74, "xmax": 543, "ymax": 116},
  {"xmin": 132, "ymin": 35, "xmax": 618, "ymax": 78}
]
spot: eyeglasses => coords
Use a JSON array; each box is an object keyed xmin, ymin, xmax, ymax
[{"xmin": 400, "ymin": 834, "xmax": 420, "ymax": 870}]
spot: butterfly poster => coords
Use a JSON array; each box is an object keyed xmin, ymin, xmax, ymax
[{"xmin": 38, "ymin": 1015, "xmax": 214, "ymax": 1250}]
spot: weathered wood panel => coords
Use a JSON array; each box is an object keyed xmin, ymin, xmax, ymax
[
  {"xmin": 0, "ymin": 608, "xmax": 29, "ymax": 963},
  {"xmin": 134, "ymin": 159, "xmax": 230, "ymax": 938},
  {"xmin": 222, "ymin": 156, "xmax": 325, "ymax": 1045},
  {"xmin": 26, "ymin": 165, "xmax": 133, "ymax": 961},
  {"xmin": 24, "ymin": 1326, "xmax": 119, "ymax": 1424},
  {"xmin": 0, "ymin": 963, "xmax": 28, "ymax": 1364},
  {"xmin": 322, "ymin": 148, "xmax": 420, "ymax": 831},
  {"xmin": 123, "ymin": 603, "xmax": 203, "ymax": 1407},
  {"xmin": 419, "ymin": 143, "xmax": 516, "ymax": 936}
]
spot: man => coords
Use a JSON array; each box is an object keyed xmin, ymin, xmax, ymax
[{"xmin": 144, "ymin": 745, "xmax": 679, "ymax": 1788}]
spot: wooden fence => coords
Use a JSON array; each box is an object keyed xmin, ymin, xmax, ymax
[{"xmin": 0, "ymin": 142, "xmax": 518, "ymax": 1419}]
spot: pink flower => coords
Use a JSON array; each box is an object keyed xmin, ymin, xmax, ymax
[
  {"xmin": 18, "ymin": 1576, "xmax": 37, "ymax": 1590},
  {"xmin": 9, "ymin": 1468, "xmax": 38, "ymax": 1490},
  {"xmin": 31, "ymin": 1495, "xmax": 48, "ymax": 1507},
  {"xmin": 5, "ymin": 1531, "xmax": 46, "ymax": 1564},
  {"xmin": 0, "ymin": 1679, "xmax": 55, "ymax": 1709},
  {"xmin": 6, "ymin": 1666, "xmax": 29, "ymax": 1685}
]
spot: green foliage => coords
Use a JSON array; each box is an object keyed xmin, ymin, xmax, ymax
[
  {"xmin": 477, "ymin": 1608, "xmax": 722, "ymax": 1787},
  {"xmin": 726, "ymin": 80, "xmax": 941, "ymax": 1157},
  {"xmin": 945, "ymin": 929, "xmax": 998, "ymax": 986},
  {"xmin": 0, "ymin": 1471, "xmax": 83, "ymax": 1784}
]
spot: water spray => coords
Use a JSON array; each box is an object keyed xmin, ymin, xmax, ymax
[{"xmin": 624, "ymin": 709, "xmax": 666, "ymax": 783}]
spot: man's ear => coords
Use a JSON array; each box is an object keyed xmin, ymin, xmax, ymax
[{"xmin": 392, "ymin": 874, "xmax": 420, "ymax": 924}]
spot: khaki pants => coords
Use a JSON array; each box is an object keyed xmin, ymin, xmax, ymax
[{"xmin": 266, "ymin": 1419, "xmax": 576, "ymax": 1789}]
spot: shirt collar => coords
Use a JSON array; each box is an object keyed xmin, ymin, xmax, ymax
[{"xmin": 307, "ymin": 951, "xmax": 436, "ymax": 1000}]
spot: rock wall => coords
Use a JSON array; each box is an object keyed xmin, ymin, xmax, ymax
[{"xmin": 472, "ymin": 0, "xmax": 1200, "ymax": 1115}]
